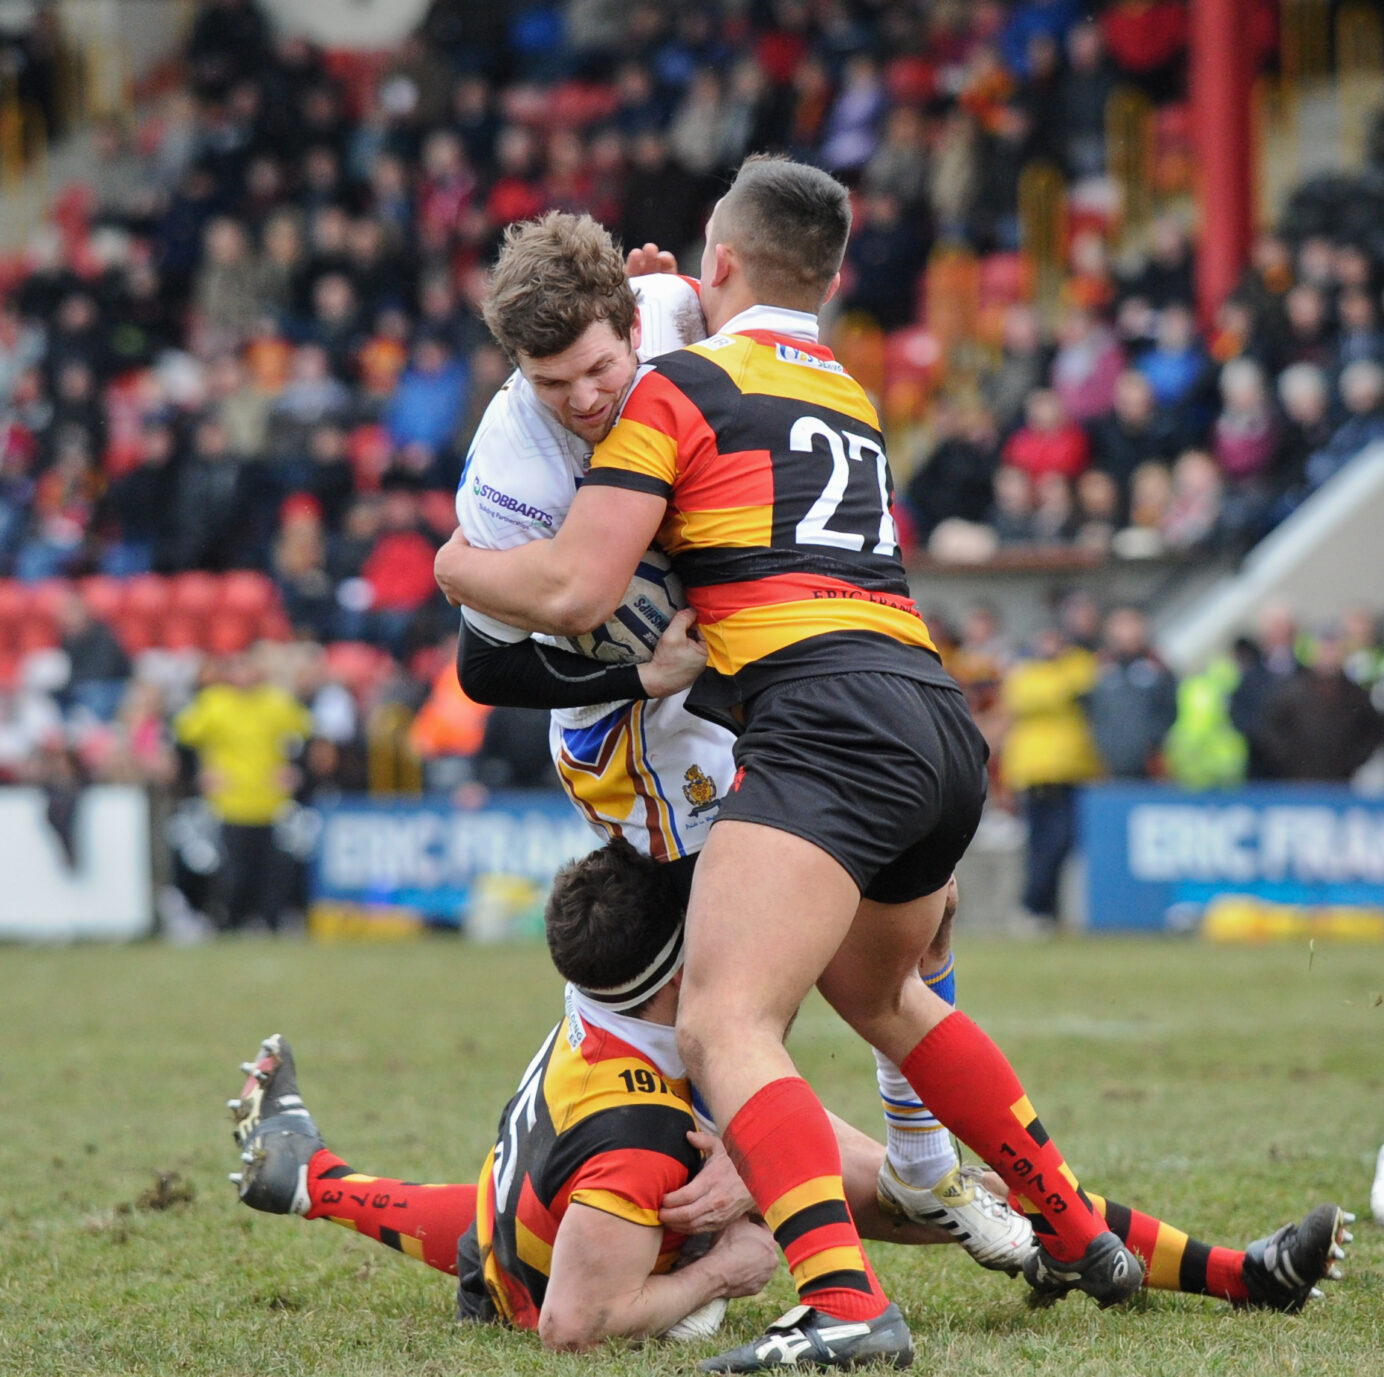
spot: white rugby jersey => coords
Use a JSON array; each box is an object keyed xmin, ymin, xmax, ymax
[{"xmin": 454, "ymin": 273, "xmax": 705, "ymax": 727}]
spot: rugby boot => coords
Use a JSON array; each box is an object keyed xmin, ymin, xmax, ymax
[
  {"xmin": 1022, "ymin": 1229, "xmax": 1144, "ymax": 1309},
  {"xmin": 876, "ymin": 1160, "xmax": 1034, "ymax": 1275},
  {"xmin": 226, "ymin": 1033, "xmax": 324, "ymax": 1215},
  {"xmin": 699, "ymin": 1302, "xmax": 913, "ymax": 1372},
  {"xmin": 1240, "ymin": 1203, "xmax": 1353, "ymax": 1312}
]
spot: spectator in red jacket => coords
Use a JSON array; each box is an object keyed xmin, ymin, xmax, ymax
[
  {"xmin": 351, "ymin": 485, "xmax": 445, "ymax": 654},
  {"xmin": 1002, "ymin": 389, "xmax": 1091, "ymax": 481}
]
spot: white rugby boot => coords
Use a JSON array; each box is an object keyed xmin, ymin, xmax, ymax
[{"xmin": 876, "ymin": 1159, "xmax": 1034, "ymax": 1275}]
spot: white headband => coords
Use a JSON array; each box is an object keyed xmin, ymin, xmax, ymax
[{"xmin": 579, "ymin": 924, "xmax": 685, "ymax": 1012}]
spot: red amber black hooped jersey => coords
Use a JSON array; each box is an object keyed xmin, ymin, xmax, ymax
[
  {"xmin": 466, "ymin": 1010, "xmax": 700, "ymax": 1329},
  {"xmin": 584, "ymin": 330, "xmax": 950, "ymax": 719}
]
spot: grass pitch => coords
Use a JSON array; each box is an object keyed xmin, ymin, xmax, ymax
[{"xmin": 2, "ymin": 933, "xmax": 1382, "ymax": 1376}]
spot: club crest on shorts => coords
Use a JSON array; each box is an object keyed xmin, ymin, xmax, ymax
[{"xmin": 682, "ymin": 765, "xmax": 720, "ymax": 816}]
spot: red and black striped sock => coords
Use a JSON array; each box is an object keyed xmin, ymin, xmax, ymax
[
  {"xmin": 723, "ymin": 1077, "xmax": 889, "ymax": 1321},
  {"xmin": 305, "ymin": 1148, "xmax": 478, "ymax": 1276},
  {"xmin": 1079, "ymin": 1193, "xmax": 1248, "ymax": 1302},
  {"xmin": 899, "ymin": 1012, "xmax": 1103, "ymax": 1263}
]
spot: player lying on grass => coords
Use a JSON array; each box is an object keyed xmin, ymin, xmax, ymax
[
  {"xmin": 446, "ymin": 208, "xmax": 1032, "ymax": 1281},
  {"xmin": 227, "ymin": 843, "xmax": 1352, "ymax": 1352},
  {"xmin": 227, "ymin": 840, "xmax": 958, "ymax": 1350}
]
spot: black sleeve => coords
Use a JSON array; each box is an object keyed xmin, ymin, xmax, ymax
[{"xmin": 457, "ymin": 622, "xmax": 649, "ymax": 710}]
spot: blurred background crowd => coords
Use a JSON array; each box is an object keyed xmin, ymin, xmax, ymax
[{"xmin": 1, "ymin": 0, "xmax": 1383, "ymax": 932}]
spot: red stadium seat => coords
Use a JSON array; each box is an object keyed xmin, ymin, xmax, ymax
[
  {"xmin": 0, "ymin": 650, "xmax": 18, "ymax": 690},
  {"xmin": 0, "ymin": 579, "xmax": 26, "ymax": 623},
  {"xmin": 78, "ymin": 575, "xmax": 125, "ymax": 621},
  {"xmin": 220, "ymin": 571, "xmax": 275, "ymax": 617},
  {"xmin": 169, "ymin": 571, "xmax": 221, "ymax": 616},
  {"xmin": 31, "ymin": 580, "xmax": 70, "ymax": 619},
  {"xmin": 123, "ymin": 574, "xmax": 170, "ymax": 617},
  {"xmin": 258, "ymin": 608, "xmax": 293, "ymax": 643},
  {"xmin": 205, "ymin": 611, "xmax": 255, "ymax": 656},
  {"xmin": 112, "ymin": 611, "xmax": 159, "ymax": 655},
  {"xmin": 15, "ymin": 612, "xmax": 58, "ymax": 653},
  {"xmin": 160, "ymin": 611, "xmax": 204, "ymax": 652}
]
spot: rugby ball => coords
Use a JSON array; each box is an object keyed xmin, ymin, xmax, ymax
[
  {"xmin": 562, "ymin": 546, "xmax": 685, "ymax": 665},
  {"xmin": 662, "ymin": 1295, "xmax": 728, "ymax": 1341}
]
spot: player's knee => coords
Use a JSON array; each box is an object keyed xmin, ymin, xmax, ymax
[{"xmin": 819, "ymin": 972, "xmax": 907, "ymax": 1046}]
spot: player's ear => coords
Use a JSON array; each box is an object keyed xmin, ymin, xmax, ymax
[
  {"xmin": 630, "ymin": 306, "xmax": 643, "ymax": 353},
  {"xmin": 821, "ymin": 270, "xmax": 842, "ymax": 306},
  {"xmin": 711, "ymin": 241, "xmax": 734, "ymax": 289}
]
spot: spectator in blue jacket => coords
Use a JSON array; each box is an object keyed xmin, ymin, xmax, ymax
[
  {"xmin": 1085, "ymin": 606, "xmax": 1178, "ymax": 778},
  {"xmin": 385, "ymin": 335, "xmax": 469, "ymax": 470}
]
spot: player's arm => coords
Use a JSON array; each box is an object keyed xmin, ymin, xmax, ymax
[
  {"xmin": 458, "ymin": 608, "xmax": 706, "ymax": 708},
  {"xmin": 458, "ymin": 623, "xmax": 646, "ymax": 708},
  {"xmin": 438, "ymin": 367, "xmax": 686, "ymax": 635},
  {"xmin": 539, "ymin": 1205, "xmax": 776, "ymax": 1350},
  {"xmin": 436, "ymin": 483, "xmax": 667, "ymax": 637}
]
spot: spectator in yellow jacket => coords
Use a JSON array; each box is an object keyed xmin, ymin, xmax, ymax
[
  {"xmin": 176, "ymin": 651, "xmax": 313, "ymax": 933},
  {"xmin": 1000, "ymin": 626, "xmax": 1101, "ymax": 928}
]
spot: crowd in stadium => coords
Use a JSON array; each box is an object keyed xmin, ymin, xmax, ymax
[{"xmin": 2, "ymin": 0, "xmax": 1384, "ymax": 927}]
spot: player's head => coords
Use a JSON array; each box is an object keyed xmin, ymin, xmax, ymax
[
  {"xmin": 484, "ymin": 211, "xmax": 642, "ymax": 446},
  {"xmin": 700, "ymin": 155, "xmax": 851, "ymax": 331},
  {"xmin": 545, "ymin": 838, "xmax": 685, "ymax": 1018}
]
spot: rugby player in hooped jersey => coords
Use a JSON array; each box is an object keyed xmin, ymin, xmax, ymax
[
  {"xmin": 225, "ymin": 840, "xmax": 976, "ymax": 1351},
  {"xmin": 452, "ymin": 208, "xmax": 1035, "ymax": 1280},
  {"xmin": 435, "ymin": 156, "xmax": 1149, "ymax": 1370}
]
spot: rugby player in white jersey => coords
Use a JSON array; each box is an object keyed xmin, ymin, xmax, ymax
[{"xmin": 450, "ymin": 211, "xmax": 1032, "ymax": 1273}]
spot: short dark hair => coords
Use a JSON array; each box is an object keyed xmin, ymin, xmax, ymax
[
  {"xmin": 717, "ymin": 155, "xmax": 852, "ymax": 309},
  {"xmin": 483, "ymin": 211, "xmax": 638, "ymax": 361},
  {"xmin": 545, "ymin": 839, "xmax": 684, "ymax": 1009}
]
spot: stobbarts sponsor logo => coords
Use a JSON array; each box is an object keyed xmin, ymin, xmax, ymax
[{"xmin": 471, "ymin": 478, "xmax": 555, "ymax": 529}]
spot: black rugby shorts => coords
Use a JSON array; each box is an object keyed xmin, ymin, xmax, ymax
[{"xmin": 714, "ymin": 672, "xmax": 988, "ymax": 904}]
